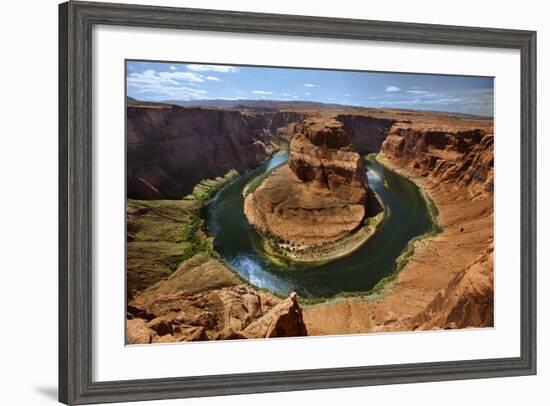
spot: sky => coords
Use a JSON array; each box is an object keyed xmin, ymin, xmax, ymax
[{"xmin": 126, "ymin": 60, "xmax": 494, "ymax": 116}]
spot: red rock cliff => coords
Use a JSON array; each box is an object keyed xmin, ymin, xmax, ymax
[
  {"xmin": 127, "ymin": 106, "xmax": 303, "ymax": 199},
  {"xmin": 336, "ymin": 114, "xmax": 396, "ymax": 154},
  {"xmin": 380, "ymin": 121, "xmax": 494, "ymax": 198},
  {"xmin": 289, "ymin": 118, "xmax": 369, "ymax": 204}
]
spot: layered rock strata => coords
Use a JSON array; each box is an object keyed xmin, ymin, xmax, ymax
[
  {"xmin": 127, "ymin": 105, "xmax": 305, "ymax": 199},
  {"xmin": 304, "ymin": 118, "xmax": 495, "ymax": 335},
  {"xmin": 411, "ymin": 242, "xmax": 494, "ymax": 330},
  {"xmin": 244, "ymin": 119, "xmax": 370, "ymax": 251},
  {"xmin": 336, "ymin": 114, "xmax": 396, "ymax": 154},
  {"xmin": 380, "ymin": 122, "xmax": 494, "ymax": 198},
  {"xmin": 127, "ymin": 254, "xmax": 307, "ymax": 343}
]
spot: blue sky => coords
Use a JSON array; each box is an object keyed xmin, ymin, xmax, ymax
[{"xmin": 127, "ymin": 60, "xmax": 494, "ymax": 116}]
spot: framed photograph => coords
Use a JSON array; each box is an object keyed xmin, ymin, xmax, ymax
[{"xmin": 59, "ymin": 1, "xmax": 537, "ymax": 404}]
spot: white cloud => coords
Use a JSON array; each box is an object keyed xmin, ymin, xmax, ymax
[
  {"xmin": 304, "ymin": 83, "xmax": 318, "ymax": 88},
  {"xmin": 186, "ymin": 64, "xmax": 239, "ymax": 73},
  {"xmin": 385, "ymin": 85, "xmax": 401, "ymax": 92},
  {"xmin": 344, "ymin": 93, "xmax": 351, "ymax": 97},
  {"xmin": 205, "ymin": 76, "xmax": 221, "ymax": 81},
  {"xmin": 304, "ymin": 92, "xmax": 311, "ymax": 95},
  {"xmin": 405, "ymin": 89, "xmax": 431, "ymax": 95},
  {"xmin": 282, "ymin": 93, "xmax": 291, "ymax": 97},
  {"xmin": 127, "ymin": 69, "xmax": 208, "ymax": 101},
  {"xmin": 252, "ymin": 90, "xmax": 273, "ymax": 95},
  {"xmin": 169, "ymin": 66, "xmax": 177, "ymax": 70},
  {"xmin": 128, "ymin": 69, "xmax": 205, "ymax": 86},
  {"xmin": 132, "ymin": 84, "xmax": 206, "ymax": 101},
  {"xmin": 160, "ymin": 71, "xmax": 204, "ymax": 83}
]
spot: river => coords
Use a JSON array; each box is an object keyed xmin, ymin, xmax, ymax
[{"xmin": 203, "ymin": 151, "xmax": 435, "ymax": 298}]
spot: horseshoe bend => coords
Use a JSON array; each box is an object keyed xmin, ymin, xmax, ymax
[
  {"xmin": 126, "ymin": 97, "xmax": 494, "ymax": 343},
  {"xmin": 244, "ymin": 118, "xmax": 384, "ymax": 264}
]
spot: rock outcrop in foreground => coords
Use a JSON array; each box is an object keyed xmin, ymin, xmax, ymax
[
  {"xmin": 127, "ymin": 254, "xmax": 307, "ymax": 343},
  {"xmin": 244, "ymin": 119, "xmax": 370, "ymax": 250}
]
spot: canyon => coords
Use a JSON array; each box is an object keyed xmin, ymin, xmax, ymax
[
  {"xmin": 127, "ymin": 99, "xmax": 306, "ymax": 199},
  {"xmin": 126, "ymin": 100, "xmax": 494, "ymax": 342},
  {"xmin": 127, "ymin": 99, "xmax": 393, "ymax": 199}
]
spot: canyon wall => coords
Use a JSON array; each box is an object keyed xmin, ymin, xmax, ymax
[
  {"xmin": 374, "ymin": 118, "xmax": 495, "ymax": 331},
  {"xmin": 126, "ymin": 104, "xmax": 405, "ymax": 200},
  {"xmin": 264, "ymin": 111, "xmax": 308, "ymax": 140},
  {"xmin": 127, "ymin": 106, "xmax": 306, "ymax": 199},
  {"xmin": 411, "ymin": 242, "xmax": 494, "ymax": 330},
  {"xmin": 336, "ymin": 114, "xmax": 396, "ymax": 154},
  {"xmin": 380, "ymin": 122, "xmax": 494, "ymax": 197}
]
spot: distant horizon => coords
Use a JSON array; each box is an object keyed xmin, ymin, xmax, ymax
[
  {"xmin": 127, "ymin": 60, "xmax": 494, "ymax": 116},
  {"xmin": 128, "ymin": 96, "xmax": 493, "ymax": 119}
]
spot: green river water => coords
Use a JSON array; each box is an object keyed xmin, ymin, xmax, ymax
[{"xmin": 203, "ymin": 152, "xmax": 436, "ymax": 298}]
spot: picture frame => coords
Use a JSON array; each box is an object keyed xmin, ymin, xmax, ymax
[{"xmin": 59, "ymin": 1, "xmax": 537, "ymax": 404}]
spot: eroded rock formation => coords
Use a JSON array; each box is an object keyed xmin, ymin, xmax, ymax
[
  {"xmin": 127, "ymin": 254, "xmax": 307, "ymax": 343},
  {"xmin": 380, "ymin": 121, "xmax": 494, "ymax": 198},
  {"xmin": 336, "ymin": 114, "xmax": 396, "ymax": 154},
  {"xmin": 244, "ymin": 118, "xmax": 370, "ymax": 248},
  {"xmin": 289, "ymin": 119, "xmax": 369, "ymax": 204},
  {"xmin": 412, "ymin": 242, "xmax": 494, "ymax": 330},
  {"xmin": 127, "ymin": 105, "xmax": 305, "ymax": 199},
  {"xmin": 375, "ymin": 241, "xmax": 494, "ymax": 332}
]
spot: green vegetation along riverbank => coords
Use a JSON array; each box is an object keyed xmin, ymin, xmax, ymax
[{"xmin": 126, "ymin": 169, "xmax": 240, "ymax": 299}]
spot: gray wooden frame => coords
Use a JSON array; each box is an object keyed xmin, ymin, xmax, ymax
[{"xmin": 59, "ymin": 1, "xmax": 537, "ymax": 404}]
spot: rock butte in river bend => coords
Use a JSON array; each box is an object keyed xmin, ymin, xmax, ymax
[
  {"xmin": 244, "ymin": 118, "xmax": 369, "ymax": 247},
  {"xmin": 126, "ymin": 99, "xmax": 495, "ymax": 341}
]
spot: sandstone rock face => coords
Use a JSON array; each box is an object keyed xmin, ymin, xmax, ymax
[
  {"xmin": 127, "ymin": 104, "xmax": 406, "ymax": 200},
  {"xmin": 380, "ymin": 122, "xmax": 494, "ymax": 198},
  {"xmin": 126, "ymin": 318, "xmax": 154, "ymax": 344},
  {"xmin": 244, "ymin": 118, "xmax": 369, "ymax": 247},
  {"xmin": 289, "ymin": 119, "xmax": 369, "ymax": 204},
  {"xmin": 336, "ymin": 114, "xmax": 396, "ymax": 154},
  {"xmin": 242, "ymin": 293, "xmax": 307, "ymax": 338},
  {"xmin": 127, "ymin": 106, "xmax": 304, "ymax": 199},
  {"xmin": 412, "ymin": 242, "xmax": 494, "ymax": 330},
  {"xmin": 264, "ymin": 111, "xmax": 308, "ymax": 140},
  {"xmin": 127, "ymin": 284, "xmax": 307, "ymax": 342},
  {"xmin": 126, "ymin": 255, "xmax": 307, "ymax": 343}
]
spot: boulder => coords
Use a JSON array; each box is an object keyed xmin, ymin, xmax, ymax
[
  {"xmin": 126, "ymin": 318, "xmax": 153, "ymax": 344},
  {"xmin": 243, "ymin": 292, "xmax": 308, "ymax": 338}
]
